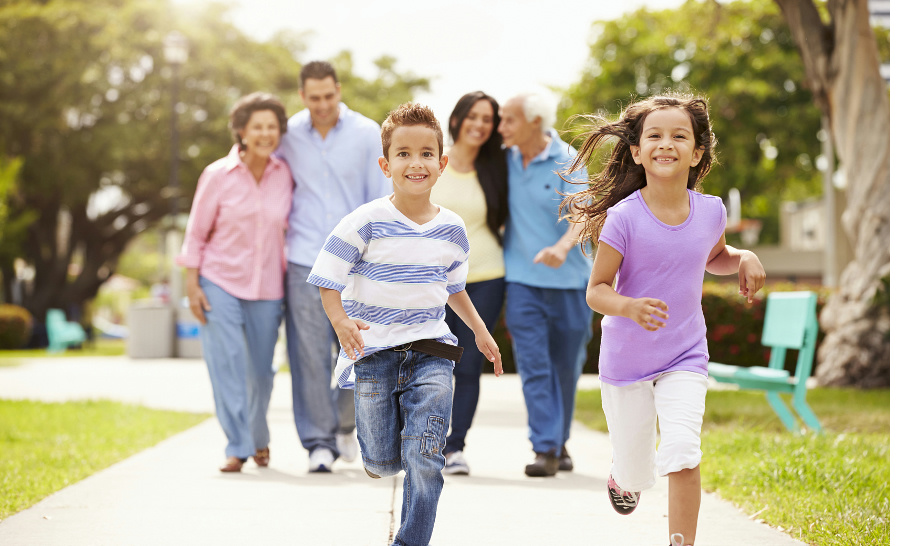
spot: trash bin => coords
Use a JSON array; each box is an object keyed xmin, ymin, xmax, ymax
[
  {"xmin": 175, "ymin": 306, "xmax": 203, "ymax": 358},
  {"xmin": 127, "ymin": 302, "xmax": 174, "ymax": 358}
]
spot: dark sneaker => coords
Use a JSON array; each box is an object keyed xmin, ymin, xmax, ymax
[
  {"xmin": 524, "ymin": 451, "xmax": 559, "ymax": 477},
  {"xmin": 558, "ymin": 445, "xmax": 573, "ymax": 471},
  {"xmin": 607, "ymin": 474, "xmax": 640, "ymax": 515}
]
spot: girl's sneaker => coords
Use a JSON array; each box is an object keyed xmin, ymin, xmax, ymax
[
  {"xmin": 607, "ymin": 475, "xmax": 640, "ymax": 515},
  {"xmin": 443, "ymin": 451, "xmax": 470, "ymax": 475},
  {"xmin": 670, "ymin": 533, "xmax": 686, "ymax": 546}
]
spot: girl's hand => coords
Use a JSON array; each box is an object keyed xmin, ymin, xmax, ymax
[
  {"xmin": 474, "ymin": 328, "xmax": 503, "ymax": 377},
  {"xmin": 738, "ymin": 252, "xmax": 766, "ymax": 303},
  {"xmin": 624, "ymin": 297, "xmax": 669, "ymax": 331},
  {"xmin": 187, "ymin": 281, "xmax": 211, "ymax": 325},
  {"xmin": 333, "ymin": 318, "xmax": 370, "ymax": 360}
]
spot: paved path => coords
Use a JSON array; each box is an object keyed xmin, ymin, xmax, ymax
[{"xmin": 0, "ymin": 357, "xmax": 805, "ymax": 545}]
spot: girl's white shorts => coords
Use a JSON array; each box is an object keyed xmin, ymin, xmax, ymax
[{"xmin": 600, "ymin": 370, "xmax": 708, "ymax": 492}]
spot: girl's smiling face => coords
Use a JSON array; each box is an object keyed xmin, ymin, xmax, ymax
[
  {"xmin": 631, "ymin": 107, "xmax": 704, "ymax": 184},
  {"xmin": 455, "ymin": 99, "xmax": 495, "ymax": 149}
]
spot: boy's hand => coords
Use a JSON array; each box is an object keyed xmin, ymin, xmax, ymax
[
  {"xmin": 624, "ymin": 297, "xmax": 668, "ymax": 331},
  {"xmin": 738, "ymin": 251, "xmax": 766, "ymax": 303},
  {"xmin": 333, "ymin": 317, "xmax": 370, "ymax": 360},
  {"xmin": 474, "ymin": 328, "xmax": 503, "ymax": 377}
]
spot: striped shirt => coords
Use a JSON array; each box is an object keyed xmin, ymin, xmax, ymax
[
  {"xmin": 176, "ymin": 145, "xmax": 292, "ymax": 300},
  {"xmin": 308, "ymin": 196, "xmax": 470, "ymax": 388}
]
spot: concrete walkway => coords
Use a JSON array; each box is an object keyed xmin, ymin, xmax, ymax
[{"xmin": 0, "ymin": 357, "xmax": 805, "ymax": 545}]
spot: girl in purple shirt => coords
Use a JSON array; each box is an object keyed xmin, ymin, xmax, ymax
[{"xmin": 562, "ymin": 94, "xmax": 766, "ymax": 546}]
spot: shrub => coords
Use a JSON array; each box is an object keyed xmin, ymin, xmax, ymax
[
  {"xmin": 486, "ymin": 282, "xmax": 829, "ymax": 376},
  {"xmin": 0, "ymin": 304, "xmax": 34, "ymax": 349}
]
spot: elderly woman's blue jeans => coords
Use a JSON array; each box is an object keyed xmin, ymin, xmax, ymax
[
  {"xmin": 354, "ymin": 348, "xmax": 453, "ymax": 546},
  {"xmin": 199, "ymin": 276, "xmax": 283, "ymax": 459}
]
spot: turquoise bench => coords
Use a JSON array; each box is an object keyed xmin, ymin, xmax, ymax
[
  {"xmin": 707, "ymin": 291, "xmax": 822, "ymax": 433},
  {"xmin": 46, "ymin": 308, "xmax": 87, "ymax": 353}
]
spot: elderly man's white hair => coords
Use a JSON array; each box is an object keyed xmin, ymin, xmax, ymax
[{"xmin": 519, "ymin": 92, "xmax": 557, "ymax": 132}]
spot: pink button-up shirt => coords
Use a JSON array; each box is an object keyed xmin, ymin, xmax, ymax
[{"xmin": 176, "ymin": 145, "xmax": 293, "ymax": 301}]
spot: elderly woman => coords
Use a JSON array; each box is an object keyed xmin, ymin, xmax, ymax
[
  {"xmin": 430, "ymin": 91, "xmax": 508, "ymax": 476},
  {"xmin": 176, "ymin": 92, "xmax": 292, "ymax": 473}
]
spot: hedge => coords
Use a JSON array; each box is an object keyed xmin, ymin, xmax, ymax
[{"xmin": 0, "ymin": 304, "xmax": 34, "ymax": 350}]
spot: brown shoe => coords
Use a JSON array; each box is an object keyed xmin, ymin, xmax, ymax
[
  {"xmin": 219, "ymin": 456, "xmax": 244, "ymax": 473},
  {"xmin": 524, "ymin": 451, "xmax": 559, "ymax": 477},
  {"xmin": 559, "ymin": 445, "xmax": 573, "ymax": 472},
  {"xmin": 253, "ymin": 447, "xmax": 270, "ymax": 467}
]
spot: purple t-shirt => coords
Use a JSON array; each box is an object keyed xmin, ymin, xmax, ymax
[{"xmin": 597, "ymin": 189, "xmax": 726, "ymax": 386}]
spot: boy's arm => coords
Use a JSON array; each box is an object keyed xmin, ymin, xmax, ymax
[
  {"xmin": 446, "ymin": 291, "xmax": 503, "ymax": 377},
  {"xmin": 319, "ymin": 287, "xmax": 370, "ymax": 360},
  {"xmin": 587, "ymin": 241, "xmax": 669, "ymax": 331},
  {"xmin": 705, "ymin": 234, "xmax": 766, "ymax": 303}
]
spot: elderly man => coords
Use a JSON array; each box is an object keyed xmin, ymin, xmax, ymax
[
  {"xmin": 498, "ymin": 93, "xmax": 593, "ymax": 477},
  {"xmin": 278, "ymin": 61, "xmax": 392, "ymax": 473}
]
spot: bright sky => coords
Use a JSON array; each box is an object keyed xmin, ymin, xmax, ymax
[{"xmin": 172, "ymin": 0, "xmax": 684, "ymax": 125}]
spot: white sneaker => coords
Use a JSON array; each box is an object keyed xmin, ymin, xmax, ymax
[
  {"xmin": 442, "ymin": 451, "xmax": 470, "ymax": 475},
  {"xmin": 309, "ymin": 447, "xmax": 335, "ymax": 473},
  {"xmin": 336, "ymin": 432, "xmax": 358, "ymax": 462}
]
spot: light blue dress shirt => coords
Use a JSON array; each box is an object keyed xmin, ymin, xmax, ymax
[
  {"xmin": 503, "ymin": 130, "xmax": 592, "ymax": 289},
  {"xmin": 278, "ymin": 103, "xmax": 392, "ymax": 267}
]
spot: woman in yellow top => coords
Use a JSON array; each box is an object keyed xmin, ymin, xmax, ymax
[{"xmin": 431, "ymin": 91, "xmax": 508, "ymax": 476}]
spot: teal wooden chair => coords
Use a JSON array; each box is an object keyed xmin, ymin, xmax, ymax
[
  {"xmin": 707, "ymin": 291, "xmax": 822, "ymax": 433},
  {"xmin": 46, "ymin": 308, "xmax": 87, "ymax": 353}
]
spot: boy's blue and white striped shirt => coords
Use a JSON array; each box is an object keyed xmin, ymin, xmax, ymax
[{"xmin": 308, "ymin": 196, "xmax": 470, "ymax": 388}]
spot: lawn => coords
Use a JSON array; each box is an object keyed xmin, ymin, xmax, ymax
[
  {"xmin": 0, "ymin": 338, "xmax": 126, "ymax": 367},
  {"xmin": 575, "ymin": 387, "xmax": 890, "ymax": 546},
  {"xmin": 0, "ymin": 399, "xmax": 208, "ymax": 521}
]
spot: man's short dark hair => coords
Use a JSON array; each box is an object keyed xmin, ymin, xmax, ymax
[
  {"xmin": 300, "ymin": 61, "xmax": 339, "ymax": 89},
  {"xmin": 380, "ymin": 103, "xmax": 444, "ymax": 158}
]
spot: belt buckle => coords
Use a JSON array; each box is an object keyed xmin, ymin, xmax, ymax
[{"xmin": 393, "ymin": 342, "xmax": 412, "ymax": 352}]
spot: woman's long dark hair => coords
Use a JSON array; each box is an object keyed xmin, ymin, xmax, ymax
[
  {"xmin": 561, "ymin": 93, "xmax": 717, "ymax": 248},
  {"xmin": 448, "ymin": 91, "xmax": 508, "ymax": 244}
]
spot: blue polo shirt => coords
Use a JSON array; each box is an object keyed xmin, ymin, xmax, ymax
[
  {"xmin": 278, "ymin": 103, "xmax": 392, "ymax": 268},
  {"xmin": 503, "ymin": 130, "xmax": 592, "ymax": 289}
]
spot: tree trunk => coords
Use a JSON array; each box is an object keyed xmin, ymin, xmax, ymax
[{"xmin": 774, "ymin": 0, "xmax": 890, "ymax": 387}]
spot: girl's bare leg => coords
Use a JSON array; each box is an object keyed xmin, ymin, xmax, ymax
[{"xmin": 668, "ymin": 465, "xmax": 701, "ymax": 545}]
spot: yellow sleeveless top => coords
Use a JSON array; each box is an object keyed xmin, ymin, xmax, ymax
[{"xmin": 431, "ymin": 164, "xmax": 505, "ymax": 283}]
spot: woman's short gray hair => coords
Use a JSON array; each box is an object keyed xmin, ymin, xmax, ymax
[{"xmin": 521, "ymin": 92, "xmax": 557, "ymax": 132}]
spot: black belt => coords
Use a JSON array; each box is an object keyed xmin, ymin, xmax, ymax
[{"xmin": 391, "ymin": 339, "xmax": 464, "ymax": 363}]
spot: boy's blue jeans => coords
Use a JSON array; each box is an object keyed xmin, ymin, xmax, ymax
[{"xmin": 354, "ymin": 347, "xmax": 453, "ymax": 546}]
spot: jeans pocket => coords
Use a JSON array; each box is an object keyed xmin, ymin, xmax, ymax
[
  {"xmin": 355, "ymin": 371, "xmax": 379, "ymax": 399},
  {"xmin": 420, "ymin": 415, "xmax": 445, "ymax": 457}
]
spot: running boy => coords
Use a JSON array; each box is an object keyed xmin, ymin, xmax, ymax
[
  {"xmin": 308, "ymin": 102, "xmax": 503, "ymax": 546},
  {"xmin": 561, "ymin": 93, "xmax": 766, "ymax": 546}
]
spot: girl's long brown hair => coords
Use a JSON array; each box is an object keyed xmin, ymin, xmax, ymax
[{"xmin": 560, "ymin": 94, "xmax": 717, "ymax": 250}]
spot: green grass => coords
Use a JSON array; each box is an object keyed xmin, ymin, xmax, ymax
[
  {"xmin": 0, "ymin": 338, "xmax": 126, "ymax": 366},
  {"xmin": 575, "ymin": 387, "xmax": 890, "ymax": 546},
  {"xmin": 0, "ymin": 399, "xmax": 209, "ymax": 521}
]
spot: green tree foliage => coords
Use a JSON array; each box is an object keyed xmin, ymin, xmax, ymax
[
  {"xmin": 330, "ymin": 51, "xmax": 430, "ymax": 125},
  {"xmin": 0, "ymin": 0, "xmax": 429, "ymax": 319},
  {"xmin": 558, "ymin": 0, "xmax": 824, "ymax": 243}
]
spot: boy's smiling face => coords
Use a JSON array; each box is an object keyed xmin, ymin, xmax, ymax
[{"xmin": 378, "ymin": 124, "xmax": 448, "ymax": 199}]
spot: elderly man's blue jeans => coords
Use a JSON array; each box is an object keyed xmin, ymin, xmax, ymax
[
  {"xmin": 199, "ymin": 277, "xmax": 282, "ymax": 459},
  {"xmin": 354, "ymin": 348, "xmax": 452, "ymax": 546},
  {"xmin": 505, "ymin": 282, "xmax": 592, "ymax": 455},
  {"xmin": 285, "ymin": 263, "xmax": 356, "ymax": 457}
]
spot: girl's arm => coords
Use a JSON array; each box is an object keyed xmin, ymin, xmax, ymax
[
  {"xmin": 446, "ymin": 291, "xmax": 503, "ymax": 376},
  {"xmin": 319, "ymin": 287, "xmax": 370, "ymax": 360},
  {"xmin": 587, "ymin": 241, "xmax": 669, "ymax": 331},
  {"xmin": 706, "ymin": 233, "xmax": 766, "ymax": 302}
]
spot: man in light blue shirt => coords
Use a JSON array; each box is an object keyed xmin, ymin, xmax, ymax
[
  {"xmin": 278, "ymin": 60, "xmax": 392, "ymax": 473},
  {"xmin": 498, "ymin": 92, "xmax": 593, "ymax": 478}
]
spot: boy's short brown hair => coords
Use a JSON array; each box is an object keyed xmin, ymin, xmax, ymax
[{"xmin": 381, "ymin": 102, "xmax": 444, "ymax": 158}]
